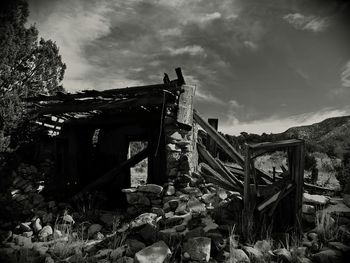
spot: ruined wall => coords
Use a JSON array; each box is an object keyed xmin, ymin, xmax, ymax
[{"xmin": 164, "ymin": 123, "xmax": 198, "ymax": 185}]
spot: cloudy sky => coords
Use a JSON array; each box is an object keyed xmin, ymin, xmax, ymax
[{"xmin": 27, "ymin": 0, "xmax": 350, "ymax": 135}]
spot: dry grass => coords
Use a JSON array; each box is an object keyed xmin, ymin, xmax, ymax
[{"xmin": 315, "ymin": 211, "xmax": 340, "ymax": 242}]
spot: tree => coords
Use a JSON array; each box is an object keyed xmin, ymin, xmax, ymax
[
  {"xmin": 304, "ymin": 153, "xmax": 317, "ymax": 171},
  {"xmin": 0, "ymin": 0, "xmax": 66, "ymax": 151}
]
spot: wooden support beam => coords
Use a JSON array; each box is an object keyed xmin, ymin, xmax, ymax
[
  {"xmin": 197, "ymin": 143, "xmax": 242, "ymax": 188},
  {"xmin": 177, "ymin": 85, "xmax": 195, "ymax": 130},
  {"xmin": 199, "ymin": 163, "xmax": 243, "ymax": 193},
  {"xmin": 244, "ymin": 145, "xmax": 252, "ymax": 210},
  {"xmin": 295, "ymin": 143, "xmax": 304, "ymax": 230},
  {"xmin": 216, "ymin": 158, "xmax": 244, "ymax": 188},
  {"xmin": 249, "ymin": 139, "xmax": 305, "ymax": 150},
  {"xmin": 206, "ymin": 118, "xmax": 218, "ymax": 157},
  {"xmin": 193, "ymin": 110, "xmax": 244, "ymax": 166},
  {"xmin": 73, "ymin": 147, "xmax": 151, "ymax": 198}
]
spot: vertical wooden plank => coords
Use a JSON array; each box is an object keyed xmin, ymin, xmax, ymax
[
  {"xmin": 243, "ymin": 144, "xmax": 252, "ymax": 241},
  {"xmin": 176, "ymin": 85, "xmax": 195, "ymax": 130},
  {"xmin": 206, "ymin": 118, "xmax": 218, "ymax": 157},
  {"xmin": 295, "ymin": 143, "xmax": 305, "ymax": 232},
  {"xmin": 244, "ymin": 144, "xmax": 251, "ymax": 209}
]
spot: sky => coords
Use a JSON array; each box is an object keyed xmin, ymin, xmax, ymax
[{"xmin": 27, "ymin": 0, "xmax": 350, "ymax": 135}]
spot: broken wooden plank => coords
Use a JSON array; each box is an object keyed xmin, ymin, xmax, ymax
[
  {"xmin": 249, "ymin": 139, "xmax": 304, "ymax": 150},
  {"xmin": 257, "ymin": 183, "xmax": 293, "ymax": 211},
  {"xmin": 206, "ymin": 118, "xmax": 218, "ymax": 157},
  {"xmin": 193, "ymin": 110, "xmax": 244, "ymax": 166},
  {"xmin": 304, "ymin": 182, "xmax": 338, "ymax": 192},
  {"xmin": 199, "ymin": 163, "xmax": 243, "ymax": 193},
  {"xmin": 258, "ymin": 177, "xmax": 292, "ymax": 197},
  {"xmin": 177, "ymin": 85, "xmax": 195, "ymax": 130},
  {"xmin": 197, "ymin": 143, "xmax": 242, "ymax": 188},
  {"xmin": 216, "ymin": 158, "xmax": 244, "ymax": 188}
]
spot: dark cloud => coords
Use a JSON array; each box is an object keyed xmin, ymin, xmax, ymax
[{"xmin": 27, "ymin": 0, "xmax": 350, "ymax": 134}]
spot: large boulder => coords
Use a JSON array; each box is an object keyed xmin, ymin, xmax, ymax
[
  {"xmin": 303, "ymin": 193, "xmax": 330, "ymax": 206},
  {"xmin": 134, "ymin": 241, "xmax": 171, "ymax": 263}
]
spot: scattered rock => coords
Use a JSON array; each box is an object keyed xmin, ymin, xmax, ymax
[
  {"xmin": 254, "ymin": 240, "xmax": 272, "ymax": 255},
  {"xmin": 110, "ymin": 245, "xmax": 127, "ymax": 260},
  {"xmin": 302, "ymin": 204, "xmax": 316, "ymax": 214},
  {"xmin": 63, "ymin": 214, "xmax": 75, "ymax": 224},
  {"xmin": 134, "ymin": 241, "xmax": 171, "ymax": 263},
  {"xmin": 165, "ymin": 184, "xmax": 176, "ymax": 196},
  {"xmin": 130, "ymin": 213, "xmax": 157, "ymax": 229},
  {"xmin": 138, "ymin": 184, "xmax": 163, "ymax": 195},
  {"xmin": 94, "ymin": 231, "xmax": 105, "ymax": 240},
  {"xmin": 202, "ymin": 217, "xmax": 218, "ymax": 232},
  {"xmin": 38, "ymin": 225, "xmax": 53, "ymax": 240},
  {"xmin": 22, "ymin": 231, "xmax": 33, "ymax": 238},
  {"xmin": 230, "ymin": 248, "xmax": 250, "ymax": 263},
  {"xmin": 20, "ymin": 222, "xmax": 32, "ymax": 232},
  {"xmin": 184, "ymin": 237, "xmax": 211, "ymax": 262},
  {"xmin": 33, "ymin": 218, "xmax": 42, "ymax": 233},
  {"xmin": 187, "ymin": 197, "xmax": 206, "ymax": 213},
  {"xmin": 13, "ymin": 234, "xmax": 32, "ymax": 248},
  {"xmin": 53, "ymin": 229, "xmax": 62, "ymax": 239},
  {"xmin": 217, "ymin": 189, "xmax": 228, "ymax": 200}
]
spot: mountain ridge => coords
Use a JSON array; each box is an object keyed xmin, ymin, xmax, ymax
[{"xmin": 223, "ymin": 115, "xmax": 350, "ymax": 157}]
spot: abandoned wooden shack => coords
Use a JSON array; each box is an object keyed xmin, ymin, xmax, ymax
[{"xmin": 26, "ymin": 68, "xmax": 305, "ymax": 236}]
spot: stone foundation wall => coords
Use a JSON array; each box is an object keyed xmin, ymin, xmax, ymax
[{"xmin": 164, "ymin": 123, "xmax": 198, "ymax": 182}]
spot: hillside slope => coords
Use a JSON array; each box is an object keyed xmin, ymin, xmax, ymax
[
  {"xmin": 280, "ymin": 115, "xmax": 350, "ymax": 155},
  {"xmin": 222, "ymin": 115, "xmax": 350, "ymax": 157}
]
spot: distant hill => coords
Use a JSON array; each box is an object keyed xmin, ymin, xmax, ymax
[
  {"xmin": 280, "ymin": 115, "xmax": 350, "ymax": 156},
  {"xmin": 222, "ymin": 115, "xmax": 350, "ymax": 158}
]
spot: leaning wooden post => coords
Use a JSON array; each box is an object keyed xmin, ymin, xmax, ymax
[
  {"xmin": 295, "ymin": 142, "xmax": 305, "ymax": 233},
  {"xmin": 243, "ymin": 144, "xmax": 252, "ymax": 240},
  {"xmin": 176, "ymin": 85, "xmax": 195, "ymax": 130},
  {"xmin": 206, "ymin": 118, "xmax": 218, "ymax": 157}
]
